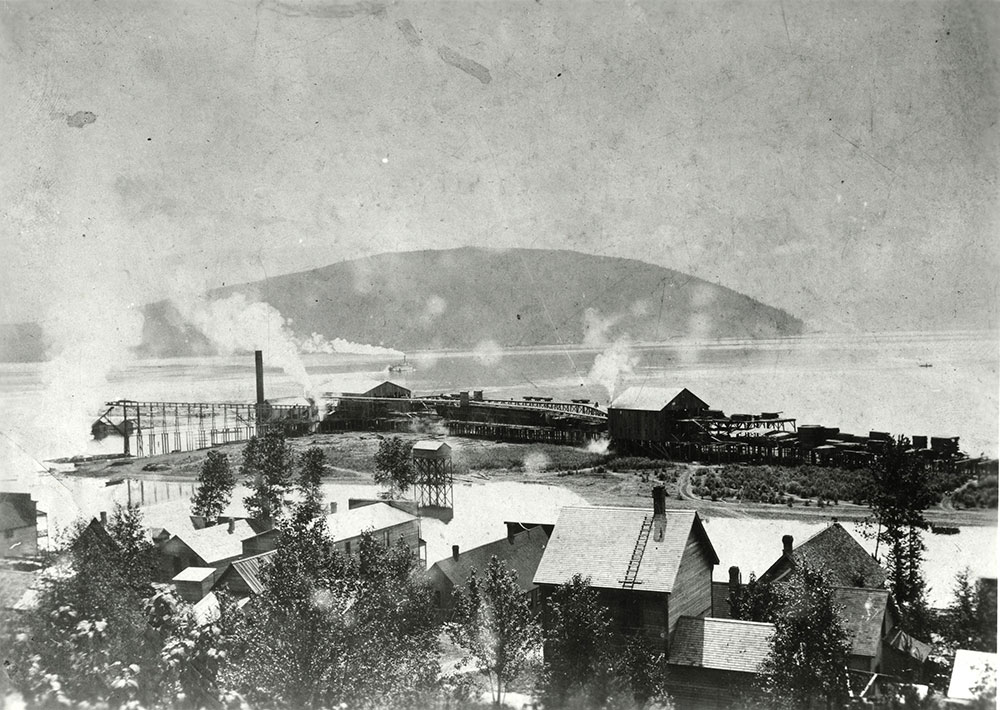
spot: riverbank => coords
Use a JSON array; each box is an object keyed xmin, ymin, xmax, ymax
[{"xmin": 65, "ymin": 432, "xmax": 998, "ymax": 528}]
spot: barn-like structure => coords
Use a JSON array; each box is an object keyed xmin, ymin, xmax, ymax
[{"xmin": 608, "ymin": 387, "xmax": 715, "ymax": 455}]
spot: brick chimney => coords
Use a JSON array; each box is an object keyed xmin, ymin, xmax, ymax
[
  {"xmin": 782, "ymin": 534, "xmax": 794, "ymax": 555},
  {"xmin": 99, "ymin": 511, "xmax": 107, "ymax": 527},
  {"xmin": 452, "ymin": 544, "xmax": 460, "ymax": 561},
  {"xmin": 652, "ymin": 486, "xmax": 666, "ymax": 517},
  {"xmin": 228, "ymin": 518, "xmax": 236, "ymax": 534},
  {"xmin": 728, "ymin": 565, "xmax": 742, "ymax": 596}
]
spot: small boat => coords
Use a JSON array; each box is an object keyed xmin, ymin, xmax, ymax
[
  {"xmin": 387, "ymin": 355, "xmax": 416, "ymax": 374},
  {"xmin": 918, "ymin": 363, "xmax": 933, "ymax": 368}
]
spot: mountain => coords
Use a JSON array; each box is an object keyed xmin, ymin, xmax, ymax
[{"xmin": 138, "ymin": 248, "xmax": 804, "ymax": 355}]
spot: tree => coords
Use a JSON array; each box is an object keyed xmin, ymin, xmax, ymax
[
  {"xmin": 939, "ymin": 568, "xmax": 997, "ymax": 655},
  {"xmin": 241, "ymin": 432, "xmax": 295, "ymax": 523},
  {"xmin": 373, "ymin": 436, "xmax": 416, "ymax": 498},
  {"xmin": 730, "ymin": 572, "xmax": 781, "ymax": 623},
  {"xmin": 219, "ymin": 529, "xmax": 439, "ymax": 709},
  {"xmin": 758, "ymin": 562, "xmax": 851, "ymax": 710},
  {"xmin": 191, "ymin": 450, "xmax": 235, "ymax": 522},
  {"xmin": 542, "ymin": 574, "xmax": 615, "ymax": 708},
  {"xmin": 447, "ymin": 555, "xmax": 541, "ymax": 707},
  {"xmin": 297, "ymin": 447, "xmax": 327, "ymax": 519},
  {"xmin": 869, "ymin": 437, "xmax": 935, "ymax": 636},
  {"xmin": 7, "ymin": 508, "xmax": 179, "ymax": 708}
]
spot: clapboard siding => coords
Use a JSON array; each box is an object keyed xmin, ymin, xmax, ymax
[
  {"xmin": 608, "ymin": 409, "xmax": 667, "ymax": 442},
  {"xmin": 667, "ymin": 529, "xmax": 714, "ymax": 636}
]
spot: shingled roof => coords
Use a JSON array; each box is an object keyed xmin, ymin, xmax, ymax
[
  {"xmin": 173, "ymin": 520, "xmax": 258, "ymax": 565},
  {"xmin": 533, "ymin": 507, "xmax": 717, "ymax": 593},
  {"xmin": 761, "ymin": 523, "xmax": 886, "ymax": 589},
  {"xmin": 326, "ymin": 503, "xmax": 417, "ymax": 542},
  {"xmin": 668, "ymin": 617, "xmax": 774, "ymax": 674},
  {"xmin": 832, "ymin": 586, "xmax": 890, "ymax": 658},
  {"xmin": 431, "ymin": 527, "xmax": 548, "ymax": 594}
]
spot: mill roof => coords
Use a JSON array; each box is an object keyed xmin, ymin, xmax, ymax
[
  {"xmin": 431, "ymin": 527, "xmax": 549, "ymax": 594},
  {"xmin": 610, "ymin": 387, "xmax": 708, "ymax": 412},
  {"xmin": 763, "ymin": 523, "xmax": 886, "ymax": 588},
  {"xmin": 832, "ymin": 587, "xmax": 890, "ymax": 658},
  {"xmin": 173, "ymin": 520, "xmax": 258, "ymax": 565},
  {"xmin": 320, "ymin": 375, "xmax": 407, "ymax": 396},
  {"xmin": 668, "ymin": 617, "xmax": 774, "ymax": 674},
  {"xmin": 326, "ymin": 502, "xmax": 417, "ymax": 542},
  {"xmin": 533, "ymin": 507, "xmax": 717, "ymax": 593},
  {"xmin": 227, "ymin": 551, "xmax": 276, "ymax": 594}
]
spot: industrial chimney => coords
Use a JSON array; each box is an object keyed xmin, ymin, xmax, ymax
[{"xmin": 255, "ymin": 350, "xmax": 265, "ymax": 431}]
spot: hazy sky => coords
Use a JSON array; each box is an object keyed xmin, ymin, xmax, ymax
[{"xmin": 1, "ymin": 0, "xmax": 997, "ymax": 332}]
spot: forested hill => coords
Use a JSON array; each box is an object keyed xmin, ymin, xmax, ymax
[
  {"xmin": 140, "ymin": 248, "xmax": 804, "ymax": 355},
  {"xmin": 1, "ymin": 248, "xmax": 805, "ymax": 360}
]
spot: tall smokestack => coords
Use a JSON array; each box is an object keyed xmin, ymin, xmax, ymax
[{"xmin": 255, "ymin": 350, "xmax": 265, "ymax": 430}]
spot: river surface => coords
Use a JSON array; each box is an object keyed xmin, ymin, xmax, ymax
[{"xmin": 1, "ymin": 330, "xmax": 996, "ymax": 606}]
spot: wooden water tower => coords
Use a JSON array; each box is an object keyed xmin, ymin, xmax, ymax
[{"xmin": 412, "ymin": 440, "xmax": 454, "ymax": 510}]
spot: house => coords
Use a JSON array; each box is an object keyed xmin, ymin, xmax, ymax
[
  {"xmin": 608, "ymin": 387, "xmax": 713, "ymax": 453},
  {"xmin": 758, "ymin": 523, "xmax": 886, "ymax": 589},
  {"xmin": 0, "ymin": 492, "xmax": 38, "ymax": 558},
  {"xmin": 666, "ymin": 617, "xmax": 774, "ymax": 709},
  {"xmin": 327, "ymin": 501, "xmax": 423, "ymax": 564},
  {"xmin": 215, "ymin": 502, "xmax": 424, "ymax": 598},
  {"xmin": 158, "ymin": 519, "xmax": 259, "ymax": 579},
  {"xmin": 945, "ymin": 650, "xmax": 997, "ymax": 707},
  {"xmin": 426, "ymin": 525, "xmax": 549, "ymax": 621},
  {"xmin": 533, "ymin": 486, "xmax": 718, "ymax": 650}
]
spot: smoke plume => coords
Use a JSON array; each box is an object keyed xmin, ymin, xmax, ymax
[
  {"xmin": 35, "ymin": 286, "xmax": 146, "ymax": 457},
  {"xmin": 296, "ymin": 332, "xmax": 401, "ymax": 357},
  {"xmin": 171, "ymin": 293, "xmax": 314, "ymax": 397},
  {"xmin": 580, "ymin": 307, "xmax": 639, "ymax": 403}
]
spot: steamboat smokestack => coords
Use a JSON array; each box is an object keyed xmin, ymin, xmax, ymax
[{"xmin": 255, "ymin": 350, "xmax": 265, "ymax": 430}]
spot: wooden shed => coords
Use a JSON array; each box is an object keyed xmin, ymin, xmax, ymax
[{"xmin": 608, "ymin": 387, "xmax": 711, "ymax": 450}]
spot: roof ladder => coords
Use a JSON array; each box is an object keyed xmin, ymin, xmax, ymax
[{"xmin": 620, "ymin": 516, "xmax": 653, "ymax": 589}]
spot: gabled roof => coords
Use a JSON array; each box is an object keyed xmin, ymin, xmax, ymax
[
  {"xmin": 226, "ymin": 551, "xmax": 276, "ymax": 595},
  {"xmin": 947, "ymin": 650, "xmax": 997, "ymax": 701},
  {"xmin": 533, "ymin": 507, "xmax": 717, "ymax": 593},
  {"xmin": 0, "ymin": 493, "xmax": 35, "ymax": 530},
  {"xmin": 832, "ymin": 587, "xmax": 890, "ymax": 658},
  {"xmin": 611, "ymin": 387, "xmax": 705, "ymax": 412},
  {"xmin": 413, "ymin": 440, "xmax": 450, "ymax": 452},
  {"xmin": 320, "ymin": 375, "xmax": 407, "ymax": 396},
  {"xmin": 326, "ymin": 503, "xmax": 417, "ymax": 542},
  {"xmin": 431, "ymin": 528, "xmax": 549, "ymax": 594},
  {"xmin": 173, "ymin": 520, "xmax": 258, "ymax": 565},
  {"xmin": 669, "ymin": 617, "xmax": 774, "ymax": 674},
  {"xmin": 762, "ymin": 523, "xmax": 886, "ymax": 589}
]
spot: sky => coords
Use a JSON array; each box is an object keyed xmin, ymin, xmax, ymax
[{"xmin": 1, "ymin": 0, "xmax": 997, "ymax": 333}]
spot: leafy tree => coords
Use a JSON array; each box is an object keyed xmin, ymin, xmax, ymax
[
  {"xmin": 191, "ymin": 450, "xmax": 235, "ymax": 522},
  {"xmin": 297, "ymin": 447, "xmax": 327, "ymax": 519},
  {"xmin": 219, "ymin": 528, "xmax": 439, "ymax": 709},
  {"xmin": 730, "ymin": 572, "xmax": 781, "ymax": 623},
  {"xmin": 448, "ymin": 555, "xmax": 541, "ymax": 707},
  {"xmin": 939, "ymin": 568, "xmax": 997, "ymax": 655},
  {"xmin": 758, "ymin": 562, "xmax": 851, "ymax": 710},
  {"xmin": 7, "ymin": 509, "xmax": 180, "ymax": 708},
  {"xmin": 241, "ymin": 432, "xmax": 295, "ymax": 523},
  {"xmin": 869, "ymin": 436, "xmax": 934, "ymax": 636},
  {"xmin": 373, "ymin": 436, "xmax": 416, "ymax": 497},
  {"xmin": 542, "ymin": 574, "xmax": 615, "ymax": 708}
]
